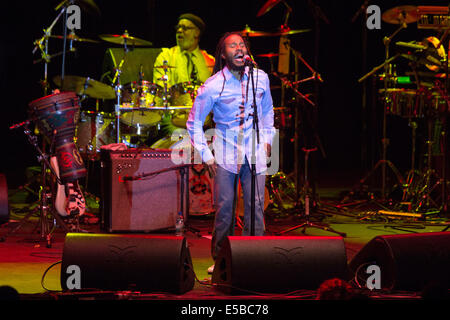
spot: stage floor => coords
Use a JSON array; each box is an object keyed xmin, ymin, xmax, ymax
[{"xmin": 1, "ymin": 171, "xmax": 449, "ymax": 302}]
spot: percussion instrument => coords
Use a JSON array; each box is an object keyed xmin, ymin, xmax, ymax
[
  {"xmin": 76, "ymin": 111, "xmax": 115, "ymax": 157},
  {"xmin": 99, "ymin": 31, "xmax": 153, "ymax": 47},
  {"xmin": 28, "ymin": 92, "xmax": 86, "ymax": 183},
  {"xmin": 165, "ymin": 82, "xmax": 202, "ymax": 128},
  {"xmin": 380, "ymin": 88, "xmax": 427, "ymax": 118},
  {"xmin": 119, "ymin": 81, "xmax": 164, "ymax": 147},
  {"xmin": 53, "ymin": 75, "xmax": 115, "ymax": 100}
]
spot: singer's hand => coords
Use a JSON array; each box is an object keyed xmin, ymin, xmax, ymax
[
  {"xmin": 206, "ymin": 158, "xmax": 216, "ymax": 176},
  {"xmin": 265, "ymin": 143, "xmax": 271, "ymax": 158}
]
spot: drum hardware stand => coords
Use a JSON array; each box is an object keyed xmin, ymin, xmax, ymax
[
  {"xmin": 32, "ymin": 4, "xmax": 68, "ymax": 96},
  {"xmin": 401, "ymin": 119, "xmax": 420, "ymax": 205},
  {"xmin": 272, "ymin": 43, "xmax": 325, "ymax": 213},
  {"xmin": 353, "ymin": 23, "xmax": 407, "ymax": 205},
  {"xmin": 2, "ymin": 122, "xmax": 71, "ymax": 247},
  {"xmin": 111, "ymin": 31, "xmax": 134, "ymax": 144},
  {"xmin": 276, "ymin": 147, "xmax": 346, "ymax": 237},
  {"xmin": 112, "ymin": 58, "xmax": 125, "ymax": 143}
]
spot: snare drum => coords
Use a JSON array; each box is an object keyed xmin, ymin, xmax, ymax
[{"xmin": 76, "ymin": 111, "xmax": 115, "ymax": 157}]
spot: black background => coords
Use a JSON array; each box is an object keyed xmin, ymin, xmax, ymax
[{"xmin": 1, "ymin": 0, "xmax": 448, "ymax": 188}]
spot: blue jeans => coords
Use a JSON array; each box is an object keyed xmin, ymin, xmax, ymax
[{"xmin": 211, "ymin": 156, "xmax": 266, "ymax": 260}]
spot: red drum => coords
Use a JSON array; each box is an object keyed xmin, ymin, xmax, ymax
[{"xmin": 28, "ymin": 92, "xmax": 86, "ymax": 183}]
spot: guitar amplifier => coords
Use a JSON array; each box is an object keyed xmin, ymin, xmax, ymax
[{"xmin": 100, "ymin": 148, "xmax": 188, "ymax": 232}]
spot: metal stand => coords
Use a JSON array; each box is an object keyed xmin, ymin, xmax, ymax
[
  {"xmin": 352, "ymin": 23, "xmax": 407, "ymax": 204},
  {"xmin": 248, "ymin": 63, "xmax": 260, "ymax": 236},
  {"xmin": 1, "ymin": 123, "xmax": 71, "ymax": 247},
  {"xmin": 277, "ymin": 147, "xmax": 346, "ymax": 237}
]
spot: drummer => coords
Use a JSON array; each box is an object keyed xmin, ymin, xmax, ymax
[
  {"xmin": 153, "ymin": 13, "xmax": 215, "ymax": 87},
  {"xmin": 153, "ymin": 13, "xmax": 215, "ymax": 136}
]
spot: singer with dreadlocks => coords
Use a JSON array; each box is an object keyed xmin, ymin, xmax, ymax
[{"xmin": 186, "ymin": 32, "xmax": 276, "ymax": 274}]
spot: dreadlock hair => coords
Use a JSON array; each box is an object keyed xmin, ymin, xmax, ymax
[
  {"xmin": 212, "ymin": 32, "xmax": 253, "ymax": 96},
  {"xmin": 212, "ymin": 32, "xmax": 252, "ymax": 75}
]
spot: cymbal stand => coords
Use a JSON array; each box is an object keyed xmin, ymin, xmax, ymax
[
  {"xmin": 351, "ymin": 23, "xmax": 407, "ymax": 204},
  {"xmin": 2, "ymin": 122, "xmax": 70, "ymax": 247},
  {"xmin": 277, "ymin": 147, "xmax": 346, "ymax": 237},
  {"xmin": 160, "ymin": 61, "xmax": 171, "ymax": 108},
  {"xmin": 112, "ymin": 46, "xmax": 128, "ymax": 143},
  {"xmin": 32, "ymin": 5, "xmax": 67, "ymax": 95}
]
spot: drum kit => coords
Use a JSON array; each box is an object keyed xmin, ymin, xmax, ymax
[{"xmin": 355, "ymin": 5, "xmax": 450, "ymax": 214}]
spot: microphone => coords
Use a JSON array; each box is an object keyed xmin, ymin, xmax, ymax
[{"xmin": 243, "ymin": 55, "xmax": 257, "ymax": 67}]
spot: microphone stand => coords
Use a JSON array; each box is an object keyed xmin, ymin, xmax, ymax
[{"xmin": 248, "ymin": 63, "xmax": 259, "ymax": 236}]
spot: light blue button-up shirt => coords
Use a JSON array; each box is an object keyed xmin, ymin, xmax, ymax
[{"xmin": 186, "ymin": 66, "xmax": 275, "ymax": 174}]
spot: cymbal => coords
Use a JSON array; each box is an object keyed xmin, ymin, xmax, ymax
[
  {"xmin": 53, "ymin": 75, "xmax": 115, "ymax": 100},
  {"xmin": 382, "ymin": 6, "xmax": 419, "ymax": 24},
  {"xmin": 237, "ymin": 26, "xmax": 274, "ymax": 37},
  {"xmin": 274, "ymin": 29, "xmax": 311, "ymax": 36},
  {"xmin": 55, "ymin": 0, "xmax": 100, "ymax": 16},
  {"xmin": 49, "ymin": 34, "xmax": 99, "ymax": 43},
  {"xmin": 257, "ymin": 0, "xmax": 282, "ymax": 17},
  {"xmin": 256, "ymin": 53, "xmax": 286, "ymax": 58},
  {"xmin": 237, "ymin": 25, "xmax": 311, "ymax": 37},
  {"xmin": 99, "ymin": 32, "xmax": 153, "ymax": 46}
]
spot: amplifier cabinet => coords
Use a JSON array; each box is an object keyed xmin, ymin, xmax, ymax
[{"xmin": 100, "ymin": 149, "xmax": 188, "ymax": 232}]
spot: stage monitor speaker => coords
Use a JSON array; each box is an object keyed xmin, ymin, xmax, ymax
[
  {"xmin": 212, "ymin": 236, "xmax": 348, "ymax": 294},
  {"xmin": 0, "ymin": 174, "xmax": 9, "ymax": 225},
  {"xmin": 349, "ymin": 232, "xmax": 450, "ymax": 291},
  {"xmin": 100, "ymin": 148, "xmax": 187, "ymax": 233},
  {"xmin": 60, "ymin": 233, "xmax": 195, "ymax": 294}
]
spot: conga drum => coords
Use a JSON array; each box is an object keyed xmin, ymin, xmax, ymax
[{"xmin": 28, "ymin": 91, "xmax": 86, "ymax": 183}]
